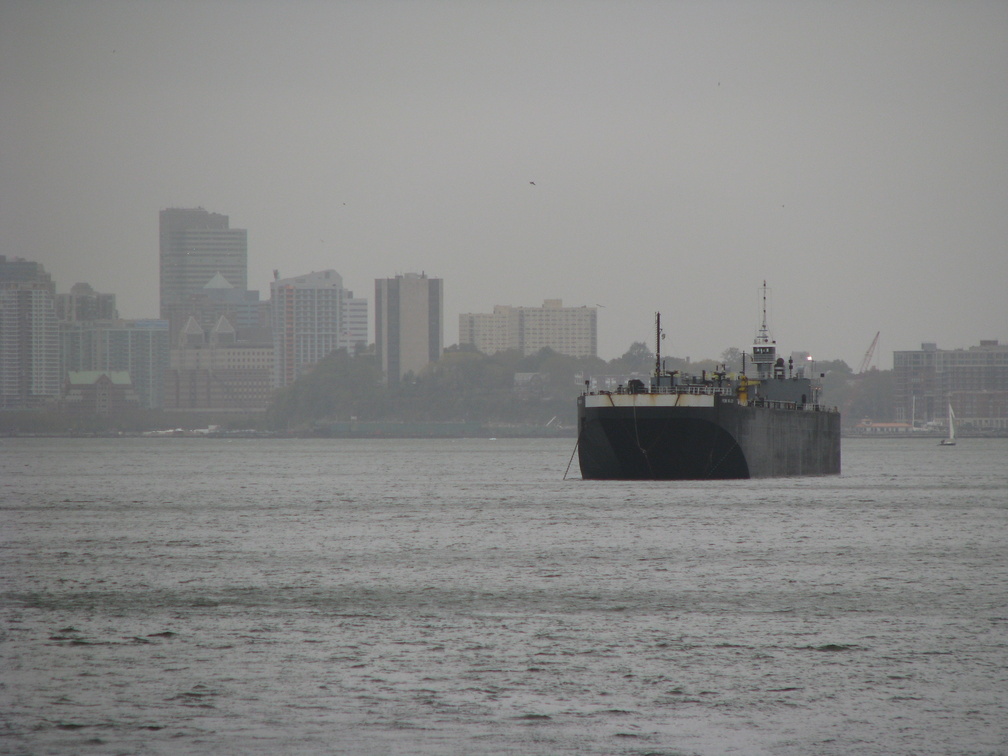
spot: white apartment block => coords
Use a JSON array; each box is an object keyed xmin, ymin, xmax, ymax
[
  {"xmin": 0, "ymin": 285, "xmax": 61, "ymax": 407},
  {"xmin": 459, "ymin": 299, "xmax": 597, "ymax": 358},
  {"xmin": 271, "ymin": 270, "xmax": 368, "ymax": 389}
]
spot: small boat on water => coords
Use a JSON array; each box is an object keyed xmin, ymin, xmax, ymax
[{"xmin": 939, "ymin": 402, "xmax": 957, "ymax": 446}]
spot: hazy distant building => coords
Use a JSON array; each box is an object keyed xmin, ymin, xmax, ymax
[
  {"xmin": 59, "ymin": 319, "xmax": 170, "ymax": 409},
  {"xmin": 62, "ymin": 371, "xmax": 141, "ymax": 415},
  {"xmin": 179, "ymin": 272, "xmax": 269, "ymax": 339},
  {"xmin": 270, "ymin": 270, "xmax": 367, "ymax": 389},
  {"xmin": 375, "ymin": 273, "xmax": 443, "ymax": 383},
  {"xmin": 893, "ymin": 340, "xmax": 1008, "ymax": 430},
  {"xmin": 459, "ymin": 307, "xmax": 513, "ymax": 357},
  {"xmin": 56, "ymin": 282, "xmax": 118, "ymax": 322},
  {"xmin": 159, "ymin": 208, "xmax": 248, "ymax": 335},
  {"xmin": 459, "ymin": 299, "xmax": 597, "ymax": 358},
  {"xmin": 342, "ymin": 295, "xmax": 369, "ymax": 353},
  {"xmin": 0, "ymin": 274, "xmax": 60, "ymax": 409},
  {"xmin": 0, "ymin": 255, "xmax": 55, "ymax": 295},
  {"xmin": 164, "ymin": 315, "xmax": 274, "ymax": 412}
]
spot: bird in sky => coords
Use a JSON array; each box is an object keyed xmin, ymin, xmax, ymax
[{"xmin": 529, "ymin": 181, "xmax": 535, "ymax": 186}]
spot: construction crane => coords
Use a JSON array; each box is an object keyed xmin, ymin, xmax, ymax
[{"xmin": 858, "ymin": 331, "xmax": 880, "ymax": 374}]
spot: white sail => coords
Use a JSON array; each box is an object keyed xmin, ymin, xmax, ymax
[{"xmin": 940, "ymin": 402, "xmax": 957, "ymax": 445}]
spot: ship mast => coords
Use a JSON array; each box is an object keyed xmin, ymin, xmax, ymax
[
  {"xmin": 751, "ymin": 280, "xmax": 776, "ymax": 381},
  {"xmin": 756, "ymin": 279, "xmax": 771, "ymax": 344},
  {"xmin": 655, "ymin": 312, "xmax": 661, "ymax": 377}
]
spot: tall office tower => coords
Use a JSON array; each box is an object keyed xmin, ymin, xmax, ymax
[
  {"xmin": 59, "ymin": 319, "xmax": 170, "ymax": 409},
  {"xmin": 270, "ymin": 270, "xmax": 366, "ymax": 389},
  {"xmin": 56, "ymin": 282, "xmax": 118, "ymax": 322},
  {"xmin": 375, "ymin": 273, "xmax": 443, "ymax": 383},
  {"xmin": 159, "ymin": 208, "xmax": 248, "ymax": 335},
  {"xmin": 459, "ymin": 299, "xmax": 597, "ymax": 358}
]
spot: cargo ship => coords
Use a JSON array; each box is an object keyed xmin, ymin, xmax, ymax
[{"xmin": 577, "ymin": 288, "xmax": 841, "ymax": 479}]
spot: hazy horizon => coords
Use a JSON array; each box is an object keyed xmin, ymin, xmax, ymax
[{"xmin": 3, "ymin": 1, "xmax": 1006, "ymax": 368}]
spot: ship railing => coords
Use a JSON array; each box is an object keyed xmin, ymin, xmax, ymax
[
  {"xmin": 798, "ymin": 402, "xmax": 839, "ymax": 413},
  {"xmin": 586, "ymin": 385, "xmax": 735, "ymax": 397},
  {"xmin": 750, "ymin": 398, "xmax": 797, "ymax": 410},
  {"xmin": 748, "ymin": 398, "xmax": 838, "ymax": 413},
  {"xmin": 583, "ymin": 385, "xmax": 837, "ymax": 413},
  {"xmin": 646, "ymin": 385, "xmax": 735, "ymax": 396}
]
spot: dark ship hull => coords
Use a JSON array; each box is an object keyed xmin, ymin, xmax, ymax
[{"xmin": 577, "ymin": 393, "xmax": 840, "ymax": 480}]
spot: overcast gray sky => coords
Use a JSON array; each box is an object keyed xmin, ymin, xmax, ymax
[{"xmin": 2, "ymin": 0, "xmax": 1006, "ymax": 367}]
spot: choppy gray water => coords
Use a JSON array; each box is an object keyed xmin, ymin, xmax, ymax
[{"xmin": 1, "ymin": 437, "xmax": 1006, "ymax": 755}]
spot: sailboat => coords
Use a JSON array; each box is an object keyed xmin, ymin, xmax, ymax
[{"xmin": 939, "ymin": 402, "xmax": 956, "ymax": 446}]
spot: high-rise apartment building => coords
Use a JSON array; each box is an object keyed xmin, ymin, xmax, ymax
[
  {"xmin": 375, "ymin": 273, "xmax": 443, "ymax": 383},
  {"xmin": 459, "ymin": 299, "xmax": 597, "ymax": 358},
  {"xmin": 1, "ymin": 285, "xmax": 60, "ymax": 408},
  {"xmin": 56, "ymin": 282, "xmax": 118, "ymax": 322},
  {"xmin": 893, "ymin": 340, "xmax": 1008, "ymax": 430},
  {"xmin": 270, "ymin": 270, "xmax": 367, "ymax": 389},
  {"xmin": 0, "ymin": 255, "xmax": 55, "ymax": 295},
  {"xmin": 0, "ymin": 256, "xmax": 60, "ymax": 409},
  {"xmin": 159, "ymin": 208, "xmax": 248, "ymax": 335}
]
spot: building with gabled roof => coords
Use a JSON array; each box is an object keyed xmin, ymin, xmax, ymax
[
  {"xmin": 62, "ymin": 371, "xmax": 141, "ymax": 415},
  {"xmin": 59, "ymin": 319, "xmax": 169, "ymax": 409}
]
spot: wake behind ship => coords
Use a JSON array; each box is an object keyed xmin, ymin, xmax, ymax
[{"xmin": 577, "ymin": 295, "xmax": 840, "ymax": 480}]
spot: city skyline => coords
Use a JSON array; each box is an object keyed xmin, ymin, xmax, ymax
[
  {"xmin": 4, "ymin": 249, "xmax": 1006, "ymax": 426},
  {"xmin": 3, "ymin": 2, "xmax": 1006, "ymax": 367},
  {"xmin": 5, "ymin": 232, "xmax": 1005, "ymax": 372}
]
